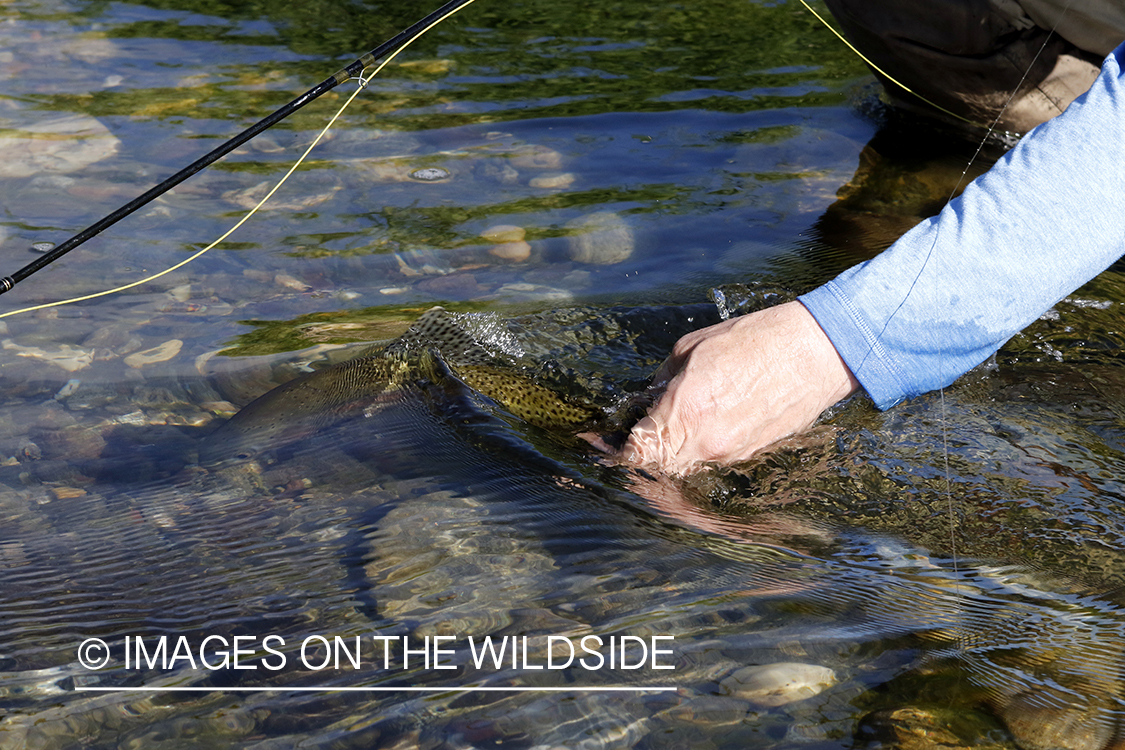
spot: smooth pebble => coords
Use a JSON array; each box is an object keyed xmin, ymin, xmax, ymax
[
  {"xmin": 530, "ymin": 172, "xmax": 575, "ymax": 189},
  {"xmin": 53, "ymin": 380, "xmax": 81, "ymax": 400},
  {"xmin": 125, "ymin": 339, "xmax": 183, "ymax": 368},
  {"xmin": 566, "ymin": 211, "xmax": 634, "ymax": 265},
  {"xmin": 719, "ymin": 662, "xmax": 837, "ymax": 707},
  {"xmin": 274, "ymin": 273, "xmax": 311, "ymax": 292},
  {"xmin": 223, "ymin": 180, "xmax": 340, "ymax": 210},
  {"xmin": 489, "ymin": 241, "xmax": 531, "ymax": 261}
]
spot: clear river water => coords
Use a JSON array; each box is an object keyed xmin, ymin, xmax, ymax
[{"xmin": 2, "ymin": 1, "xmax": 1125, "ymax": 748}]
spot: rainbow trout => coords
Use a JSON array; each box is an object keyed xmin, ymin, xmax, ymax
[{"xmin": 201, "ymin": 307, "xmax": 598, "ymax": 464}]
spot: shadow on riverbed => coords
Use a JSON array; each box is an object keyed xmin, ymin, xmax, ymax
[{"xmin": 3, "ymin": 291, "xmax": 1125, "ymax": 748}]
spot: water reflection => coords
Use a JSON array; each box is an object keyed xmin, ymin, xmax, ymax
[{"xmin": 1, "ymin": 0, "xmax": 1125, "ymax": 748}]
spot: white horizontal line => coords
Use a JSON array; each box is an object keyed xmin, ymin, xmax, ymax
[{"xmin": 75, "ymin": 686, "xmax": 676, "ymax": 693}]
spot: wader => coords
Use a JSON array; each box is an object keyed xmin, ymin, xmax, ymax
[{"xmin": 824, "ymin": 0, "xmax": 1125, "ymax": 132}]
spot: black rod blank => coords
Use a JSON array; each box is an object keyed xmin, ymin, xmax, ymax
[{"xmin": 0, "ymin": 0, "xmax": 475, "ymax": 296}]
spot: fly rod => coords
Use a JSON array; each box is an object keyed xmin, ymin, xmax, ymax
[{"xmin": 0, "ymin": 0, "xmax": 476, "ymax": 296}]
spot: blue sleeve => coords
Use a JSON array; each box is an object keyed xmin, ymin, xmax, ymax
[{"xmin": 799, "ymin": 41, "xmax": 1125, "ymax": 410}]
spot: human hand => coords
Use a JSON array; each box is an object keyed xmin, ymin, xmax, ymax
[{"xmin": 619, "ymin": 301, "xmax": 860, "ymax": 474}]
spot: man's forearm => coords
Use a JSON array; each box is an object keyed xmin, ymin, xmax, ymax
[{"xmin": 800, "ymin": 41, "xmax": 1125, "ymax": 410}]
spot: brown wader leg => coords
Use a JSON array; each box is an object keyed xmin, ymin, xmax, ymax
[{"xmin": 823, "ymin": 0, "xmax": 1105, "ymax": 133}]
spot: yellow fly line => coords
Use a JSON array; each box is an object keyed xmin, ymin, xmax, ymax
[
  {"xmin": 0, "ymin": 0, "xmax": 479, "ymax": 320},
  {"xmin": 4, "ymin": 0, "xmax": 995, "ymax": 322},
  {"xmin": 795, "ymin": 0, "xmax": 984, "ymax": 128}
]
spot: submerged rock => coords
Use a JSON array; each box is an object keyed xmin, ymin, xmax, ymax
[
  {"xmin": 856, "ymin": 706, "xmax": 1006, "ymax": 750},
  {"xmin": 30, "ymin": 423, "xmax": 106, "ymax": 460},
  {"xmin": 480, "ymin": 224, "xmax": 525, "ymax": 243},
  {"xmin": 530, "ymin": 172, "xmax": 575, "ymax": 189},
  {"xmin": 510, "ymin": 144, "xmax": 563, "ymax": 169},
  {"xmin": 124, "ymin": 339, "xmax": 183, "ymax": 368},
  {"xmin": 493, "ymin": 282, "xmax": 572, "ymax": 301},
  {"xmin": 0, "ymin": 114, "xmax": 119, "ymax": 178},
  {"xmin": 656, "ymin": 694, "xmax": 748, "ymax": 727},
  {"xmin": 489, "ymin": 241, "xmax": 531, "ymax": 261},
  {"xmin": 479, "ymin": 224, "xmax": 527, "ymax": 259},
  {"xmin": 719, "ymin": 662, "xmax": 837, "ymax": 707},
  {"xmin": 997, "ymin": 689, "xmax": 1115, "ymax": 750},
  {"xmin": 1, "ymin": 339, "xmax": 93, "ymax": 372},
  {"xmin": 222, "ymin": 180, "xmax": 341, "ymax": 210},
  {"xmin": 566, "ymin": 211, "xmax": 635, "ymax": 265}
]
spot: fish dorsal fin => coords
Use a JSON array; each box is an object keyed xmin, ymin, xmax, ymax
[{"xmin": 389, "ymin": 306, "xmax": 496, "ymax": 366}]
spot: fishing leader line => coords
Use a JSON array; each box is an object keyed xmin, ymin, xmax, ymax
[{"xmin": 0, "ymin": 0, "xmax": 480, "ymax": 317}]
